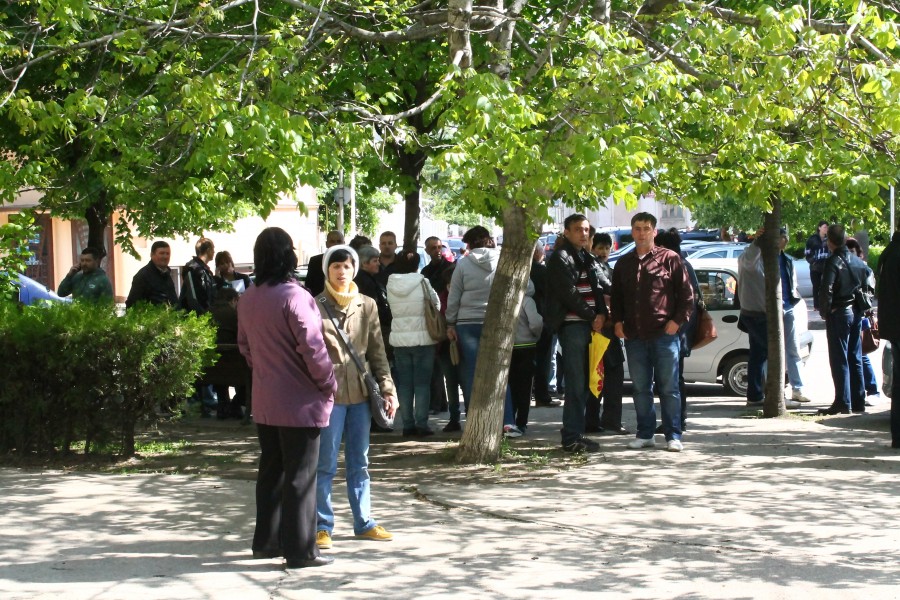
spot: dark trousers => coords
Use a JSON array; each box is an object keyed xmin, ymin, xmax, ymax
[
  {"xmin": 532, "ymin": 329, "xmax": 553, "ymax": 403},
  {"xmin": 254, "ymin": 424, "xmax": 320, "ymax": 561},
  {"xmin": 586, "ymin": 355, "xmax": 624, "ymax": 429},
  {"xmin": 892, "ymin": 339, "xmax": 900, "ymax": 448},
  {"xmin": 811, "ymin": 270, "xmax": 823, "ymax": 310},
  {"xmin": 430, "ymin": 355, "xmax": 448, "ymax": 412},
  {"xmin": 510, "ymin": 346, "xmax": 537, "ymax": 429},
  {"xmin": 558, "ymin": 322, "xmax": 591, "ymax": 445},
  {"xmin": 825, "ymin": 308, "xmax": 865, "ymax": 411},
  {"xmin": 437, "ymin": 346, "xmax": 463, "ymax": 422}
]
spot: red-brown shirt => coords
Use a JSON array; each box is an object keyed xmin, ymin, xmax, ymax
[{"xmin": 610, "ymin": 246, "xmax": 694, "ymax": 340}]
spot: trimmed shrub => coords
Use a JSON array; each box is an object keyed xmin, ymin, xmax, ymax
[{"xmin": 0, "ymin": 301, "xmax": 216, "ymax": 457}]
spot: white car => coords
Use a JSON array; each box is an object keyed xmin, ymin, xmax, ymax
[{"xmin": 621, "ymin": 258, "xmax": 814, "ymax": 396}]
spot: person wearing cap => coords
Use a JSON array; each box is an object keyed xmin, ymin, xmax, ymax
[
  {"xmin": 314, "ymin": 244, "xmax": 398, "ymax": 550},
  {"xmin": 805, "ymin": 220, "xmax": 830, "ymax": 310}
]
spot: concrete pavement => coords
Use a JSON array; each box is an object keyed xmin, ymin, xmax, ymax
[{"xmin": 1, "ymin": 330, "xmax": 898, "ymax": 599}]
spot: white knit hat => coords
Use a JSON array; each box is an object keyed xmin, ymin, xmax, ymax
[{"xmin": 322, "ymin": 244, "xmax": 359, "ymax": 279}]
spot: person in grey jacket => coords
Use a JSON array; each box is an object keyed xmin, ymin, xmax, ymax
[
  {"xmin": 445, "ymin": 226, "xmax": 501, "ymax": 410},
  {"xmin": 509, "ymin": 280, "xmax": 543, "ymax": 433}
]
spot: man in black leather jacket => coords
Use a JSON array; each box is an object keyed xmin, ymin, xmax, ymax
[
  {"xmin": 877, "ymin": 231, "xmax": 900, "ymax": 447},
  {"xmin": 818, "ymin": 224, "xmax": 875, "ymax": 415},
  {"xmin": 546, "ymin": 214, "xmax": 608, "ymax": 452}
]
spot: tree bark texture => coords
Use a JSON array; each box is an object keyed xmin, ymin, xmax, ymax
[
  {"xmin": 457, "ymin": 201, "xmax": 537, "ymax": 463},
  {"xmin": 448, "ymin": 0, "xmax": 473, "ymax": 68},
  {"xmin": 762, "ymin": 199, "xmax": 786, "ymax": 418},
  {"xmin": 85, "ymin": 194, "xmax": 110, "ymax": 259},
  {"xmin": 397, "ymin": 147, "xmax": 426, "ymax": 252}
]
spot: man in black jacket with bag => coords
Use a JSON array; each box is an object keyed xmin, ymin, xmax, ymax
[
  {"xmin": 818, "ymin": 224, "xmax": 875, "ymax": 415},
  {"xmin": 545, "ymin": 214, "xmax": 608, "ymax": 453},
  {"xmin": 877, "ymin": 231, "xmax": 900, "ymax": 448}
]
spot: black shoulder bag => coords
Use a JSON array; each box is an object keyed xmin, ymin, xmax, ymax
[
  {"xmin": 318, "ymin": 297, "xmax": 394, "ymax": 429},
  {"xmin": 838, "ymin": 255, "xmax": 873, "ymax": 313}
]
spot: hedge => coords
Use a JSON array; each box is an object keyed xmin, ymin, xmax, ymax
[{"xmin": 0, "ymin": 301, "xmax": 217, "ymax": 457}]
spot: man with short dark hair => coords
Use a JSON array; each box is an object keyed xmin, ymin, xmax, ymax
[
  {"xmin": 126, "ymin": 241, "xmax": 178, "ymax": 308},
  {"xmin": 877, "ymin": 230, "xmax": 900, "ymax": 447},
  {"xmin": 181, "ymin": 237, "xmax": 217, "ymax": 313},
  {"xmin": 806, "ymin": 220, "xmax": 830, "ymax": 310},
  {"xmin": 421, "ymin": 236, "xmax": 453, "ymax": 294},
  {"xmin": 818, "ymin": 224, "xmax": 874, "ymax": 415},
  {"xmin": 611, "ymin": 212, "xmax": 693, "ymax": 452},
  {"xmin": 58, "ymin": 246, "xmax": 113, "ymax": 302},
  {"xmin": 545, "ymin": 214, "xmax": 608, "ymax": 453},
  {"xmin": 305, "ymin": 230, "xmax": 345, "ymax": 296}
]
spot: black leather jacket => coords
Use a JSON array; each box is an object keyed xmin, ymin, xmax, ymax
[
  {"xmin": 877, "ymin": 235, "xmax": 900, "ymax": 340},
  {"xmin": 544, "ymin": 239, "xmax": 607, "ymax": 333},
  {"xmin": 819, "ymin": 246, "xmax": 874, "ymax": 318}
]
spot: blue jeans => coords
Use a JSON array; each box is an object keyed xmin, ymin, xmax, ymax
[
  {"xmin": 825, "ymin": 307, "xmax": 865, "ymax": 412},
  {"xmin": 457, "ymin": 322, "xmax": 513, "ymax": 426},
  {"xmin": 316, "ymin": 402, "xmax": 377, "ymax": 536},
  {"xmin": 741, "ymin": 313, "xmax": 769, "ymax": 402},
  {"xmin": 862, "ymin": 354, "xmax": 878, "ymax": 395},
  {"xmin": 393, "ymin": 345, "xmax": 435, "ymax": 431},
  {"xmin": 558, "ymin": 322, "xmax": 592, "ymax": 445},
  {"xmin": 783, "ymin": 307, "xmax": 805, "ymax": 392},
  {"xmin": 625, "ymin": 334, "xmax": 682, "ymax": 441}
]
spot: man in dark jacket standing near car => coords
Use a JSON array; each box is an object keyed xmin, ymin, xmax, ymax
[
  {"xmin": 877, "ymin": 231, "xmax": 900, "ymax": 448},
  {"xmin": 806, "ymin": 220, "xmax": 830, "ymax": 310},
  {"xmin": 545, "ymin": 214, "xmax": 608, "ymax": 453},
  {"xmin": 611, "ymin": 212, "xmax": 693, "ymax": 453},
  {"xmin": 818, "ymin": 224, "xmax": 875, "ymax": 416}
]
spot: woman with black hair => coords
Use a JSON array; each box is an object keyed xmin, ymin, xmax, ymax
[
  {"xmin": 315, "ymin": 245, "xmax": 398, "ymax": 550},
  {"xmin": 237, "ymin": 227, "xmax": 337, "ymax": 570}
]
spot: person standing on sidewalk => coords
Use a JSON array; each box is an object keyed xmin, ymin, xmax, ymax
[
  {"xmin": 817, "ymin": 224, "xmax": 874, "ymax": 415},
  {"xmin": 57, "ymin": 246, "xmax": 113, "ymax": 302},
  {"xmin": 611, "ymin": 212, "xmax": 693, "ymax": 452},
  {"xmin": 545, "ymin": 214, "xmax": 608, "ymax": 453},
  {"xmin": 806, "ymin": 220, "xmax": 830, "ymax": 311},
  {"xmin": 877, "ymin": 230, "xmax": 900, "ymax": 448},
  {"xmin": 737, "ymin": 229, "xmax": 806, "ymax": 410},
  {"xmin": 531, "ymin": 241, "xmax": 561, "ymax": 408},
  {"xmin": 237, "ymin": 227, "xmax": 337, "ymax": 570}
]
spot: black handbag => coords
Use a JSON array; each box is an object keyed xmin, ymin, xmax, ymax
[
  {"xmin": 318, "ymin": 298, "xmax": 394, "ymax": 429},
  {"xmin": 839, "ymin": 255, "xmax": 874, "ymax": 313}
]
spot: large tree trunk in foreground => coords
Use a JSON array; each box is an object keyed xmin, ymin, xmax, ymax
[
  {"xmin": 457, "ymin": 200, "xmax": 536, "ymax": 463},
  {"xmin": 85, "ymin": 194, "xmax": 110, "ymax": 259},
  {"xmin": 762, "ymin": 198, "xmax": 786, "ymax": 417}
]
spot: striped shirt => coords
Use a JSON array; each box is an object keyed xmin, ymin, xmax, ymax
[{"xmin": 564, "ymin": 269, "xmax": 596, "ymax": 322}]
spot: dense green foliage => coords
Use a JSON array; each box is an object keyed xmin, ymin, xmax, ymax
[{"xmin": 0, "ymin": 302, "xmax": 216, "ymax": 457}]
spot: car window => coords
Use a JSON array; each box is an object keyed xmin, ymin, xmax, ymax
[
  {"xmin": 730, "ymin": 248, "xmax": 746, "ymax": 258},
  {"xmin": 695, "ymin": 270, "xmax": 738, "ymax": 310},
  {"xmin": 697, "ymin": 250, "xmax": 727, "ymax": 259}
]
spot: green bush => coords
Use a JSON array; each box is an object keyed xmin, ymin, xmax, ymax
[
  {"xmin": 867, "ymin": 245, "xmax": 884, "ymax": 273},
  {"xmin": 0, "ymin": 301, "xmax": 217, "ymax": 457}
]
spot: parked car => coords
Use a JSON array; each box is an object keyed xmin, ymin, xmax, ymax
[
  {"xmin": 684, "ymin": 243, "xmax": 749, "ymax": 260},
  {"xmin": 595, "ymin": 226, "xmax": 634, "ymax": 252},
  {"xmin": 621, "ymin": 258, "xmax": 814, "ymax": 396},
  {"xmin": 444, "ymin": 237, "xmax": 466, "ymax": 259},
  {"xmin": 12, "ymin": 273, "xmax": 72, "ymax": 305}
]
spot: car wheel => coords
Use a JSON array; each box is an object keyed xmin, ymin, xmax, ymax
[{"xmin": 721, "ymin": 354, "xmax": 749, "ymax": 397}]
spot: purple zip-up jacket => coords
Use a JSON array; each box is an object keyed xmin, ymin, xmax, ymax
[{"xmin": 237, "ymin": 279, "xmax": 337, "ymax": 427}]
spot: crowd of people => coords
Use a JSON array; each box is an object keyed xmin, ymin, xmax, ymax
[{"xmin": 101, "ymin": 211, "xmax": 898, "ymax": 570}]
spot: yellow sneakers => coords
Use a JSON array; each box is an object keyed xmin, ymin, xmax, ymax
[
  {"xmin": 356, "ymin": 525, "xmax": 393, "ymax": 541},
  {"xmin": 316, "ymin": 530, "xmax": 332, "ymax": 549}
]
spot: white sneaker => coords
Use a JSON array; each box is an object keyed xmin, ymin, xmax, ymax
[
  {"xmin": 626, "ymin": 437, "xmax": 656, "ymax": 450},
  {"xmin": 503, "ymin": 425, "xmax": 523, "ymax": 438},
  {"xmin": 791, "ymin": 390, "xmax": 812, "ymax": 403},
  {"xmin": 666, "ymin": 439, "xmax": 684, "ymax": 452},
  {"xmin": 784, "ymin": 398, "xmax": 802, "ymax": 409}
]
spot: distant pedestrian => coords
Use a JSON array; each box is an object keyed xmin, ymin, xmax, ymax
[
  {"xmin": 806, "ymin": 220, "xmax": 830, "ymax": 310},
  {"xmin": 530, "ymin": 241, "xmax": 560, "ymax": 408},
  {"xmin": 57, "ymin": 246, "xmax": 113, "ymax": 302},
  {"xmin": 181, "ymin": 237, "xmax": 217, "ymax": 313},
  {"xmin": 509, "ymin": 280, "xmax": 543, "ymax": 433},
  {"xmin": 305, "ymin": 231, "xmax": 345, "ymax": 297},
  {"xmin": 817, "ymin": 224, "xmax": 874, "ymax": 415},
  {"xmin": 214, "ymin": 251, "xmax": 252, "ymax": 294},
  {"xmin": 125, "ymin": 241, "xmax": 178, "ymax": 308},
  {"xmin": 847, "ymin": 238, "xmax": 880, "ymax": 402}
]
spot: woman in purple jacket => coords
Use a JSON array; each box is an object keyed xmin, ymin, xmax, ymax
[{"xmin": 237, "ymin": 228, "xmax": 338, "ymax": 570}]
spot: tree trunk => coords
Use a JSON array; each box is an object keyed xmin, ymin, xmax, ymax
[
  {"xmin": 448, "ymin": 0, "xmax": 473, "ymax": 68},
  {"xmin": 457, "ymin": 199, "xmax": 536, "ymax": 463},
  {"xmin": 85, "ymin": 194, "xmax": 110, "ymax": 259},
  {"xmin": 397, "ymin": 148, "xmax": 426, "ymax": 252},
  {"xmin": 762, "ymin": 198, "xmax": 786, "ymax": 417}
]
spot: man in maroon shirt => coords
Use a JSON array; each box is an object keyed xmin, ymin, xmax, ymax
[{"xmin": 611, "ymin": 212, "xmax": 694, "ymax": 452}]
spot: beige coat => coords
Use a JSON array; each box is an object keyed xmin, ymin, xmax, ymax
[{"xmin": 316, "ymin": 291, "xmax": 395, "ymax": 405}]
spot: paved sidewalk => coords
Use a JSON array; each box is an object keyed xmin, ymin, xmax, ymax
[{"xmin": 1, "ymin": 331, "xmax": 897, "ymax": 599}]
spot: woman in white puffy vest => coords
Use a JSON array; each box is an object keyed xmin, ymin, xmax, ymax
[{"xmin": 387, "ymin": 250, "xmax": 441, "ymax": 436}]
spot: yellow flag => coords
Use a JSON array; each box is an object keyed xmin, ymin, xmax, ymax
[{"xmin": 589, "ymin": 332, "xmax": 611, "ymax": 398}]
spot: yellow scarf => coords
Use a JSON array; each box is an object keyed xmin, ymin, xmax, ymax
[{"xmin": 325, "ymin": 281, "xmax": 359, "ymax": 308}]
